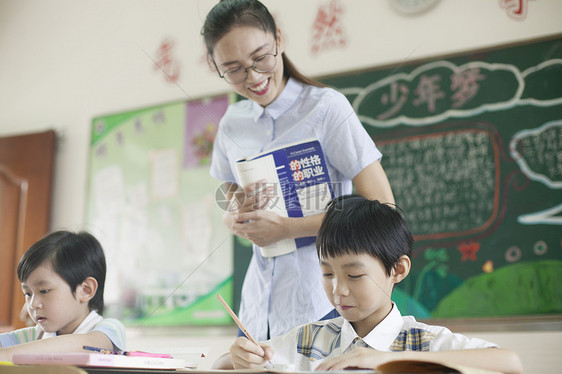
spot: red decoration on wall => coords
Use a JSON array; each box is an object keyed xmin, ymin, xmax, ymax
[
  {"xmin": 311, "ymin": 0, "xmax": 347, "ymax": 55},
  {"xmin": 458, "ymin": 241, "xmax": 480, "ymax": 262},
  {"xmin": 153, "ymin": 37, "xmax": 181, "ymax": 83},
  {"xmin": 499, "ymin": 0, "xmax": 534, "ymax": 21}
]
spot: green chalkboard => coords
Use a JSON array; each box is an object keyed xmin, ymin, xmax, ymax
[{"xmin": 320, "ymin": 34, "xmax": 562, "ymax": 319}]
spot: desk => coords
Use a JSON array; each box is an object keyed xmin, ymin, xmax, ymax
[
  {"xmin": 82, "ymin": 368, "xmax": 195, "ymax": 374},
  {"xmin": 0, "ymin": 367, "xmax": 465, "ymax": 374},
  {"xmin": 0, "ymin": 366, "xmax": 194, "ymax": 374}
]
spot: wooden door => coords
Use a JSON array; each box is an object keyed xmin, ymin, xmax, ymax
[{"xmin": 0, "ymin": 130, "xmax": 55, "ymax": 331}]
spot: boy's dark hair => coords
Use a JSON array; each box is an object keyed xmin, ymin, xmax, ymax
[
  {"xmin": 317, "ymin": 195, "xmax": 414, "ymax": 276},
  {"xmin": 17, "ymin": 230, "xmax": 107, "ymax": 314},
  {"xmin": 201, "ymin": 0, "xmax": 325, "ymax": 87}
]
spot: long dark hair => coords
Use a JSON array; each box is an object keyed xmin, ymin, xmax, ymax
[
  {"xmin": 17, "ymin": 230, "xmax": 107, "ymax": 314},
  {"xmin": 202, "ymin": 0, "xmax": 325, "ymax": 87}
]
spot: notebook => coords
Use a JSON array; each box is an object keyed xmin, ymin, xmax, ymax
[{"xmin": 12, "ymin": 352, "xmax": 186, "ymax": 370}]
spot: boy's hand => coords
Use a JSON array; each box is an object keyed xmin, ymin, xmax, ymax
[
  {"xmin": 230, "ymin": 337, "xmax": 274, "ymax": 369},
  {"xmin": 315, "ymin": 347, "xmax": 391, "ymax": 371}
]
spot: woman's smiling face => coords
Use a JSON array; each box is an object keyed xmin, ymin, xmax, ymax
[{"xmin": 212, "ymin": 26, "xmax": 286, "ymax": 107}]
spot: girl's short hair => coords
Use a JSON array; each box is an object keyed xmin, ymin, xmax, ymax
[
  {"xmin": 17, "ymin": 231, "xmax": 107, "ymax": 314},
  {"xmin": 316, "ymin": 195, "xmax": 414, "ymax": 276}
]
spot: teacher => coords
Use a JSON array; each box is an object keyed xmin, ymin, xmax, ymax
[{"xmin": 202, "ymin": 0, "xmax": 394, "ymax": 341}]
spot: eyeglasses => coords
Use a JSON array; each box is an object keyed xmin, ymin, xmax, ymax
[{"xmin": 214, "ymin": 42, "xmax": 278, "ymax": 85}]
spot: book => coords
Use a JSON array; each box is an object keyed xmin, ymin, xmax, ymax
[
  {"xmin": 373, "ymin": 359, "xmax": 501, "ymax": 373},
  {"xmin": 12, "ymin": 352, "xmax": 187, "ymax": 370},
  {"xmin": 234, "ymin": 138, "xmax": 334, "ymax": 257},
  {"xmin": 176, "ymin": 360, "xmax": 500, "ymax": 373},
  {"xmin": 215, "ymin": 360, "xmax": 501, "ymax": 373}
]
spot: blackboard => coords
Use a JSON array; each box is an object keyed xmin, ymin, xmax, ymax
[
  {"xmin": 319, "ymin": 34, "xmax": 562, "ymax": 319},
  {"xmin": 233, "ymin": 34, "xmax": 562, "ymax": 320}
]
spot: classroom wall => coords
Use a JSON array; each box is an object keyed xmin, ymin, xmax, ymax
[
  {"xmin": 1, "ymin": 0, "xmax": 561, "ymax": 372},
  {"xmin": 2, "ymin": 0, "xmax": 561, "ymax": 233}
]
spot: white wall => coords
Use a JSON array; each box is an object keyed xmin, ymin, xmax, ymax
[
  {"xmin": 1, "ymin": 0, "xmax": 561, "ymax": 230},
  {"xmin": 1, "ymin": 0, "xmax": 561, "ymax": 372}
]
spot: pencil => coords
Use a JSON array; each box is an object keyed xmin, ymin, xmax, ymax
[{"xmin": 216, "ymin": 294, "xmax": 272, "ymax": 366}]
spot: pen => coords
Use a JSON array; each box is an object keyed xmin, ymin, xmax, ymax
[
  {"xmin": 82, "ymin": 346, "xmax": 172, "ymax": 358},
  {"xmin": 216, "ymin": 294, "xmax": 272, "ymax": 367},
  {"xmin": 83, "ymin": 346, "xmax": 124, "ymax": 355}
]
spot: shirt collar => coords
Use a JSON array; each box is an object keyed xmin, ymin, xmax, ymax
[
  {"xmin": 340, "ymin": 303, "xmax": 404, "ymax": 352},
  {"xmin": 74, "ymin": 310, "xmax": 103, "ymax": 334},
  {"xmin": 251, "ymin": 77, "xmax": 303, "ymax": 121}
]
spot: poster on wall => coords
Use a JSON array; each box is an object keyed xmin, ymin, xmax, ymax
[{"xmin": 86, "ymin": 94, "xmax": 235, "ymax": 326}]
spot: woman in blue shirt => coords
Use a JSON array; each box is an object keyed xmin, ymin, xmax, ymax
[{"xmin": 202, "ymin": 0, "xmax": 395, "ymax": 341}]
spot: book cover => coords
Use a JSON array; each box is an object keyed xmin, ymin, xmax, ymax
[
  {"xmin": 235, "ymin": 138, "xmax": 334, "ymax": 257},
  {"xmin": 374, "ymin": 359, "xmax": 502, "ymax": 373},
  {"xmin": 12, "ymin": 352, "xmax": 187, "ymax": 370}
]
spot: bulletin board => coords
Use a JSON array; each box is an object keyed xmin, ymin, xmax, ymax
[
  {"xmin": 319, "ymin": 34, "xmax": 562, "ymax": 320},
  {"xmin": 85, "ymin": 94, "xmax": 236, "ymax": 326}
]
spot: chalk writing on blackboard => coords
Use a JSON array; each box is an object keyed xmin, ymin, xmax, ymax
[
  {"xmin": 379, "ymin": 128, "xmax": 499, "ymax": 241},
  {"xmin": 344, "ymin": 61, "xmax": 522, "ymax": 127},
  {"xmin": 510, "ymin": 119, "xmax": 562, "ymax": 189},
  {"xmin": 341, "ymin": 59, "xmax": 562, "ymax": 128},
  {"xmin": 510, "ymin": 119, "xmax": 562, "ymax": 225}
]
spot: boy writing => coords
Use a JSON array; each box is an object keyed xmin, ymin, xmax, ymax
[
  {"xmin": 215, "ymin": 195, "xmax": 523, "ymax": 373},
  {"xmin": 0, "ymin": 230, "xmax": 126, "ymax": 361}
]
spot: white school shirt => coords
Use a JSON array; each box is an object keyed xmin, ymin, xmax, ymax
[
  {"xmin": 0, "ymin": 310, "xmax": 126, "ymax": 351},
  {"xmin": 210, "ymin": 77, "xmax": 382, "ymax": 341},
  {"xmin": 266, "ymin": 303, "xmax": 498, "ymax": 371}
]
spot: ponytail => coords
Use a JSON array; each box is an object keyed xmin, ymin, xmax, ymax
[{"xmin": 282, "ymin": 54, "xmax": 326, "ymax": 88}]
